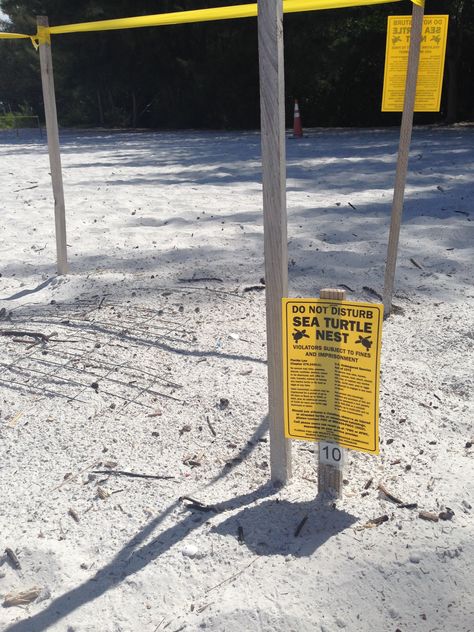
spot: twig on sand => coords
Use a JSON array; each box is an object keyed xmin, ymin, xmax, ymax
[
  {"xmin": 294, "ymin": 515, "xmax": 308, "ymax": 537},
  {"xmin": 51, "ymin": 460, "xmax": 101, "ymax": 491},
  {"xmin": 205, "ymin": 558, "xmax": 258, "ymax": 594},
  {"xmin": 68, "ymin": 508, "xmax": 80, "ymax": 523},
  {"xmin": 176, "ymin": 285, "xmax": 242, "ymax": 299},
  {"xmin": 356, "ymin": 514, "xmax": 389, "ymax": 530},
  {"xmin": 362, "ymin": 286, "xmax": 383, "ymax": 301},
  {"xmin": 5, "ymin": 548, "xmax": 21, "ymax": 570},
  {"xmin": 178, "ymin": 277, "xmax": 223, "ymax": 283},
  {"xmin": 409, "ymin": 257, "xmax": 423, "ymax": 270},
  {"xmin": 206, "ymin": 415, "xmax": 216, "ymax": 437},
  {"xmin": 377, "ymin": 482, "xmax": 403, "ymax": 505},
  {"xmin": 0, "ymin": 329, "xmax": 50, "ymax": 342},
  {"xmin": 419, "ymin": 511, "xmax": 439, "ymax": 522},
  {"xmin": 14, "ymin": 184, "xmax": 39, "ymax": 192},
  {"xmin": 179, "ymin": 496, "xmax": 217, "ymax": 512},
  {"xmin": 92, "ymin": 470, "xmax": 174, "ymax": 481}
]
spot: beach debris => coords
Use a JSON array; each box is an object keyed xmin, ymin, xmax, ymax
[
  {"xmin": 205, "ymin": 558, "xmax": 258, "ymax": 594},
  {"xmin": 243, "ymin": 285, "xmax": 265, "ymax": 292},
  {"xmin": 4, "ymin": 548, "xmax": 21, "ymax": 570},
  {"xmin": 348, "ymin": 202, "xmax": 357, "ymax": 210},
  {"xmin": 181, "ymin": 544, "xmax": 200, "ymax": 559},
  {"xmin": 206, "ymin": 415, "xmax": 216, "ymax": 437},
  {"xmin": 363, "ymin": 286, "xmax": 383, "ymax": 301},
  {"xmin": 439, "ymin": 508, "xmax": 455, "ymax": 521},
  {"xmin": 92, "ymin": 469, "xmax": 174, "ymax": 481},
  {"xmin": 179, "ymin": 496, "xmax": 217, "ymax": 513},
  {"xmin": 338, "ymin": 284, "xmax": 355, "ymax": 292},
  {"xmin": 68, "ymin": 508, "xmax": 80, "ymax": 523},
  {"xmin": 237, "ymin": 525, "xmax": 245, "ymax": 545},
  {"xmin": 419, "ymin": 511, "xmax": 439, "ymax": 522},
  {"xmin": 357, "ymin": 514, "xmax": 389, "ymax": 530},
  {"xmin": 0, "ymin": 329, "xmax": 50, "ymax": 342},
  {"xmin": 410, "ymin": 258, "xmax": 423, "ymax": 270},
  {"xmin": 7, "ymin": 411, "xmax": 25, "ymax": 428},
  {"xmin": 3, "ymin": 587, "xmax": 42, "ymax": 608},
  {"xmin": 219, "ymin": 398, "xmax": 229, "ymax": 410},
  {"xmin": 364, "ymin": 478, "xmax": 373, "ymax": 490},
  {"xmin": 391, "ymin": 304, "xmax": 405, "ymax": 316},
  {"xmin": 294, "ymin": 515, "xmax": 308, "ymax": 537},
  {"xmin": 377, "ymin": 483, "xmax": 403, "ymax": 505},
  {"xmin": 96, "ymin": 486, "xmax": 111, "ymax": 500},
  {"xmin": 178, "ymin": 276, "xmax": 223, "ymax": 283},
  {"xmin": 179, "ymin": 424, "xmax": 192, "ymax": 436},
  {"xmin": 183, "ymin": 454, "xmax": 202, "ymax": 467}
]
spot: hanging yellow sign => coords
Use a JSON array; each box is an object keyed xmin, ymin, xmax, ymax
[
  {"xmin": 382, "ymin": 15, "xmax": 449, "ymax": 112},
  {"xmin": 282, "ymin": 298, "xmax": 383, "ymax": 454}
]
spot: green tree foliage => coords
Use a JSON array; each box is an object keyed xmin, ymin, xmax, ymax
[{"xmin": 0, "ymin": 0, "xmax": 472, "ymax": 128}]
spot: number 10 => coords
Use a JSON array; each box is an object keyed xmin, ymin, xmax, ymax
[{"xmin": 323, "ymin": 445, "xmax": 342, "ymax": 462}]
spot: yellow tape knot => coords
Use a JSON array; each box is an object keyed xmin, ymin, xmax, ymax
[{"xmin": 36, "ymin": 25, "xmax": 51, "ymax": 46}]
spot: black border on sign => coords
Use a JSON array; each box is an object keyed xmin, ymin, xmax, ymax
[{"xmin": 284, "ymin": 299, "xmax": 382, "ymax": 454}]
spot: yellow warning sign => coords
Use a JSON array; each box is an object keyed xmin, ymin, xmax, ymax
[
  {"xmin": 382, "ymin": 15, "xmax": 449, "ymax": 112},
  {"xmin": 282, "ymin": 298, "xmax": 383, "ymax": 454}
]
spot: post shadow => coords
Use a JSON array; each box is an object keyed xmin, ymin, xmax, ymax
[
  {"xmin": 212, "ymin": 496, "xmax": 357, "ymax": 557},
  {"xmin": 3, "ymin": 479, "xmax": 357, "ymax": 632}
]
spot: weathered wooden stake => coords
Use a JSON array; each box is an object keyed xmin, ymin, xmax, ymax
[
  {"xmin": 37, "ymin": 16, "xmax": 68, "ymax": 275},
  {"xmin": 257, "ymin": 0, "xmax": 291, "ymax": 484},
  {"xmin": 383, "ymin": 2, "xmax": 425, "ymax": 316},
  {"xmin": 318, "ymin": 287, "xmax": 346, "ymax": 497}
]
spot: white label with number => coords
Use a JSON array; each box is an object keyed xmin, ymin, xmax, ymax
[{"xmin": 319, "ymin": 442, "xmax": 345, "ymax": 468}]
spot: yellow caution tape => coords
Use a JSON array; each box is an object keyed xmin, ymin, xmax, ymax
[
  {"xmin": 48, "ymin": 0, "xmax": 404, "ymax": 36},
  {"xmin": 37, "ymin": 25, "xmax": 51, "ymax": 45},
  {"xmin": 0, "ymin": 0, "xmax": 424, "ymax": 44},
  {"xmin": 0, "ymin": 31, "xmax": 39, "ymax": 48},
  {"xmin": 0, "ymin": 32, "xmax": 31, "ymax": 39}
]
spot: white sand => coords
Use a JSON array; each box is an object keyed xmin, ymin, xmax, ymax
[{"xmin": 0, "ymin": 126, "xmax": 473, "ymax": 631}]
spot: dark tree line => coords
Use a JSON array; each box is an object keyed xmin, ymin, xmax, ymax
[{"xmin": 0, "ymin": 0, "xmax": 472, "ymax": 129}]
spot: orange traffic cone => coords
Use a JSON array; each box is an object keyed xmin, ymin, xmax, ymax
[{"xmin": 293, "ymin": 99, "xmax": 303, "ymax": 138}]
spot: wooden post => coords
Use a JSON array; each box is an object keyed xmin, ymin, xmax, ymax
[
  {"xmin": 37, "ymin": 16, "xmax": 68, "ymax": 275},
  {"xmin": 383, "ymin": 2, "xmax": 425, "ymax": 316},
  {"xmin": 318, "ymin": 288, "xmax": 346, "ymax": 497},
  {"xmin": 257, "ymin": 0, "xmax": 291, "ymax": 484}
]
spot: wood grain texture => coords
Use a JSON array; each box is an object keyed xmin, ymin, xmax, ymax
[
  {"xmin": 257, "ymin": 0, "xmax": 291, "ymax": 483},
  {"xmin": 318, "ymin": 288, "xmax": 346, "ymax": 497},
  {"xmin": 37, "ymin": 16, "xmax": 68, "ymax": 276},
  {"xmin": 383, "ymin": 3, "xmax": 425, "ymax": 316}
]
